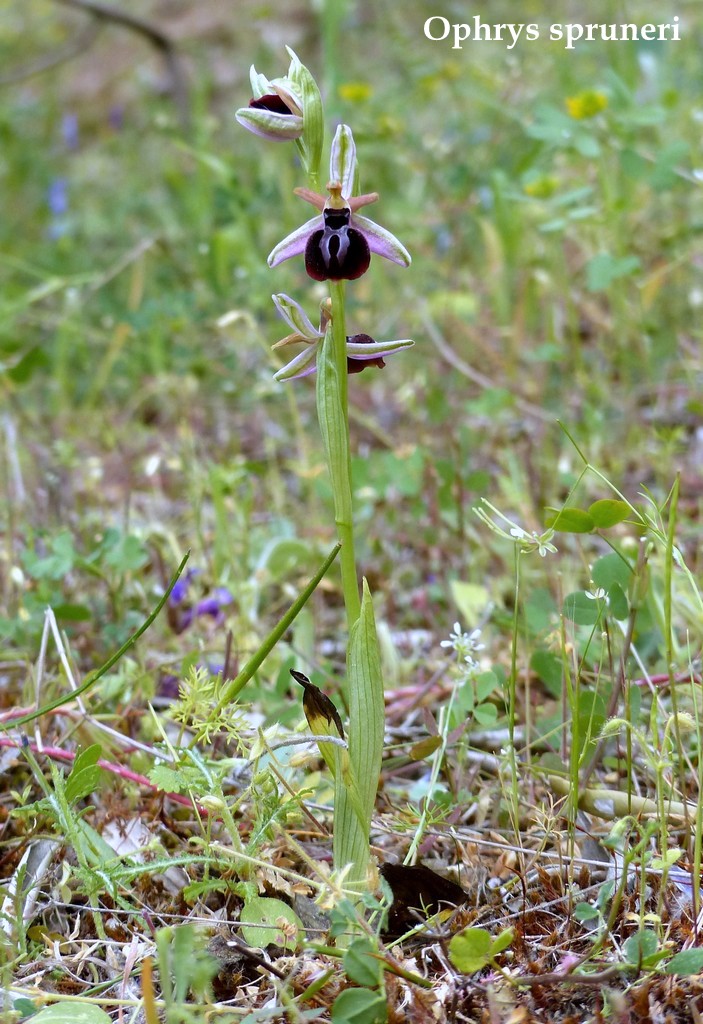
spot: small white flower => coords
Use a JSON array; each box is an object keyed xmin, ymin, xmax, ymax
[
  {"xmin": 535, "ymin": 533, "xmax": 558, "ymax": 557},
  {"xmin": 441, "ymin": 623, "xmax": 485, "ymax": 663},
  {"xmin": 474, "ymin": 500, "xmax": 558, "ymax": 558},
  {"xmin": 585, "ymin": 587, "xmax": 607, "ymax": 601},
  {"xmin": 440, "ymin": 622, "xmax": 463, "ymax": 648}
]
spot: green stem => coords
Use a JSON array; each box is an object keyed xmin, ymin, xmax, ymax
[
  {"xmin": 328, "ymin": 280, "xmax": 361, "ymax": 628},
  {"xmin": 507, "ymin": 548, "xmax": 521, "ymax": 851}
]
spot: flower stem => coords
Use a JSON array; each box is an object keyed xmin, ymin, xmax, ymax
[{"xmin": 328, "ymin": 280, "xmax": 361, "ymax": 629}]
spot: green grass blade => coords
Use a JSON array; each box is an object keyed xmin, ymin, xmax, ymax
[{"xmin": 213, "ymin": 542, "xmax": 341, "ymax": 711}]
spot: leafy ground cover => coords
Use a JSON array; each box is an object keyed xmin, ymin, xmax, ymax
[{"xmin": 1, "ymin": 0, "xmax": 703, "ymax": 1021}]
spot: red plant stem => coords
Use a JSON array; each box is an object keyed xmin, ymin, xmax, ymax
[
  {"xmin": 0, "ymin": 735, "xmax": 210, "ymax": 815},
  {"xmin": 632, "ymin": 671, "xmax": 702, "ymax": 688}
]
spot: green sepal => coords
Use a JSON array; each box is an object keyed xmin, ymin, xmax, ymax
[{"xmin": 287, "ymin": 47, "xmax": 324, "ymax": 186}]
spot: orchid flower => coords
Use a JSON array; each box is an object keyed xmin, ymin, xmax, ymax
[
  {"xmin": 268, "ymin": 124, "xmax": 411, "ymax": 281},
  {"xmin": 271, "ymin": 293, "xmax": 414, "ymax": 381}
]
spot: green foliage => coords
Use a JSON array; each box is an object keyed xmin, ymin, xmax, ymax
[
  {"xmin": 239, "ymin": 896, "xmax": 302, "ymax": 951},
  {"xmin": 147, "ymin": 743, "xmax": 232, "ymax": 797},
  {"xmin": 591, "ymin": 552, "xmax": 633, "ymax": 592},
  {"xmin": 588, "ymin": 500, "xmax": 632, "ymax": 529},
  {"xmin": 622, "ymin": 930, "xmax": 665, "ymax": 970},
  {"xmin": 331, "ymin": 989, "xmax": 387, "ymax": 1024},
  {"xmin": 585, "ymin": 252, "xmax": 641, "ymax": 292},
  {"xmin": 329, "ymin": 899, "xmax": 365, "ymax": 941},
  {"xmin": 343, "ymin": 938, "xmax": 383, "ymax": 987},
  {"xmin": 2, "ymin": 526, "xmax": 150, "ymax": 647},
  {"xmin": 167, "ymin": 664, "xmax": 249, "ymax": 745},
  {"xmin": 562, "ymin": 590, "xmax": 605, "ymax": 626},
  {"xmin": 574, "ymin": 880, "xmax": 615, "ymax": 930},
  {"xmin": 664, "ymin": 949, "xmax": 703, "ymax": 976},
  {"xmin": 334, "ymin": 581, "xmax": 385, "ymax": 895},
  {"xmin": 530, "ymin": 649, "xmax": 562, "ymax": 697},
  {"xmin": 450, "ymin": 669, "xmax": 500, "ymax": 728},
  {"xmin": 573, "ymin": 690, "xmax": 606, "ymax": 758},
  {"xmin": 545, "ymin": 499, "xmax": 631, "ymax": 533},
  {"xmin": 449, "ymin": 926, "xmax": 514, "ymax": 974},
  {"xmin": 546, "ymin": 507, "xmax": 595, "ymax": 533},
  {"xmin": 155, "ymin": 925, "xmax": 218, "ymax": 1021},
  {"xmin": 20, "ymin": 1004, "xmax": 111, "ymax": 1024},
  {"xmin": 64, "ymin": 744, "xmax": 103, "ymax": 805}
]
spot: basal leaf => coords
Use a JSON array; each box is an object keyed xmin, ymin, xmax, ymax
[
  {"xmin": 239, "ymin": 896, "xmax": 301, "ymax": 951},
  {"xmin": 448, "ymin": 926, "xmax": 492, "ymax": 974},
  {"xmin": 490, "ymin": 927, "xmax": 515, "ymax": 955},
  {"xmin": 72, "ymin": 744, "xmax": 102, "ymax": 775},
  {"xmin": 65, "ymin": 766, "xmax": 103, "ymax": 805},
  {"xmin": 607, "ymin": 582, "xmax": 629, "ymax": 620},
  {"xmin": 26, "ymin": 1004, "xmax": 111, "ymax": 1024},
  {"xmin": 664, "ymin": 949, "xmax": 703, "ymax": 975},
  {"xmin": 530, "ymin": 650, "xmax": 562, "ymax": 697},
  {"xmin": 65, "ymin": 745, "xmax": 104, "ymax": 804},
  {"xmin": 623, "ymin": 929, "xmax": 659, "ymax": 965}
]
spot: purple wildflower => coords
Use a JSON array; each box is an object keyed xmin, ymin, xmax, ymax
[
  {"xmin": 169, "ymin": 567, "xmax": 200, "ymax": 605},
  {"xmin": 61, "ymin": 113, "xmax": 79, "ymax": 151},
  {"xmin": 47, "ymin": 179, "xmax": 68, "ymax": 217},
  {"xmin": 168, "ymin": 572, "xmax": 234, "ymax": 632},
  {"xmin": 109, "ymin": 106, "xmax": 125, "ymax": 132}
]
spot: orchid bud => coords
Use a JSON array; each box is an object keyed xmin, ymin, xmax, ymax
[
  {"xmin": 286, "ymin": 47, "xmax": 324, "ymax": 183},
  {"xmin": 235, "ymin": 69, "xmax": 304, "ymax": 141}
]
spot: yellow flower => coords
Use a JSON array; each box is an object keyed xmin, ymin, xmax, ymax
[
  {"xmin": 566, "ymin": 90, "xmax": 608, "ymax": 119},
  {"xmin": 338, "ymin": 81, "xmax": 373, "ymax": 103},
  {"xmin": 523, "ymin": 175, "xmax": 559, "ymax": 198}
]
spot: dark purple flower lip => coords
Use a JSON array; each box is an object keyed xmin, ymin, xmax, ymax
[
  {"xmin": 305, "ymin": 206, "xmax": 371, "ymax": 281},
  {"xmin": 347, "ymin": 333, "xmax": 384, "ymax": 373},
  {"xmin": 249, "ymin": 93, "xmax": 295, "ymax": 116},
  {"xmin": 236, "ymin": 77, "xmax": 304, "ymax": 141}
]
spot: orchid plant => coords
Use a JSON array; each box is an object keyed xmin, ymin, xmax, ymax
[{"xmin": 237, "ymin": 48, "xmax": 412, "ymax": 903}]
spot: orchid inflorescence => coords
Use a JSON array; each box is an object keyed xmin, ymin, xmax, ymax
[{"xmin": 236, "ymin": 49, "xmax": 412, "ymax": 379}]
